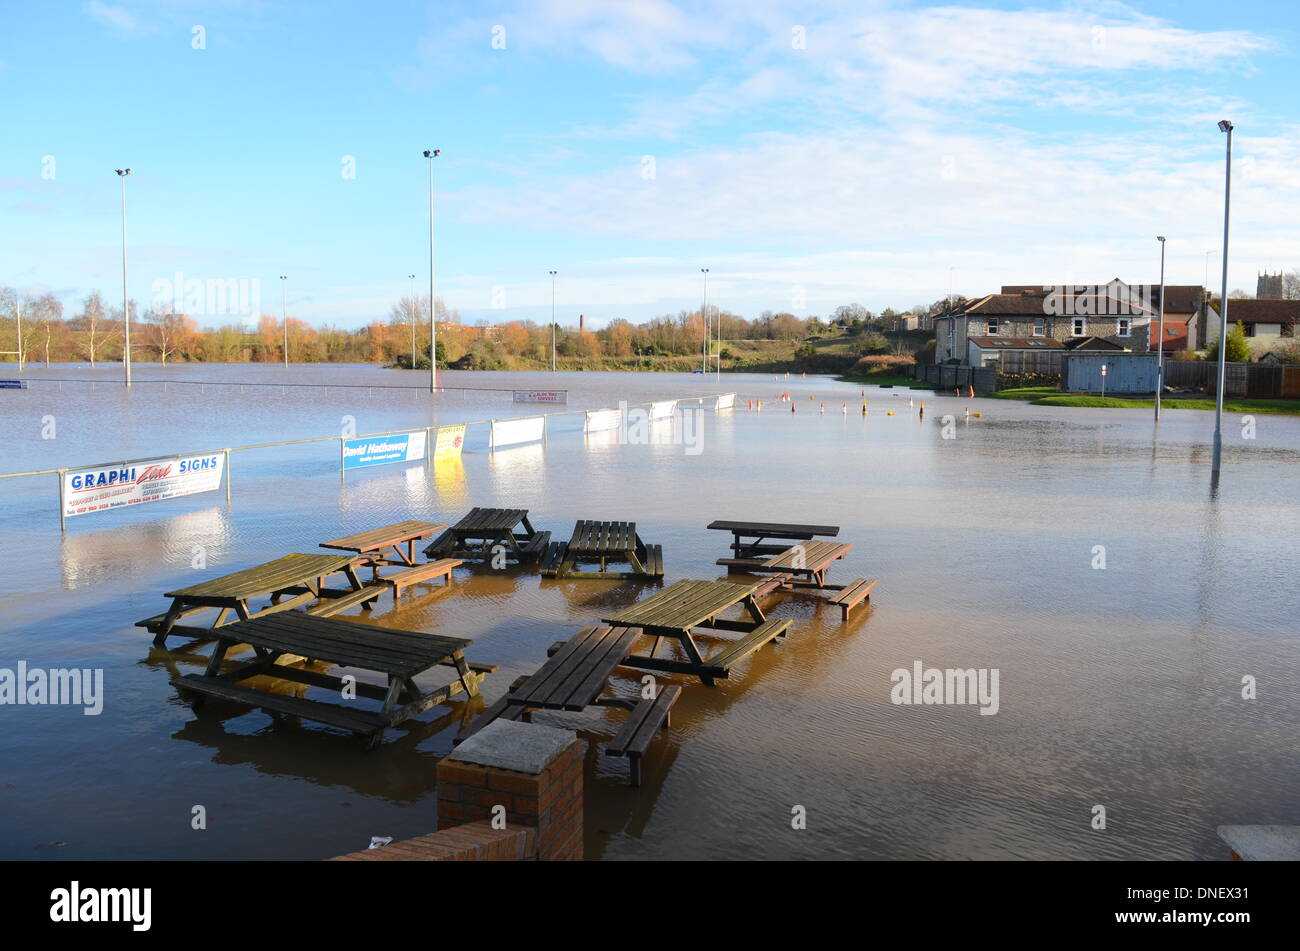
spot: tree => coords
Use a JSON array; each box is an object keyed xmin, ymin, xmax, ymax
[{"xmin": 1205, "ymin": 321, "xmax": 1252, "ymax": 363}]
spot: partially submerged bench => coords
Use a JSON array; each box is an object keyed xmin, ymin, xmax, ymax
[
  {"xmin": 382, "ymin": 558, "xmax": 461, "ymax": 601},
  {"xmin": 454, "ymin": 625, "xmax": 676, "ymax": 785},
  {"xmin": 541, "ymin": 519, "xmax": 665, "ymax": 580},
  {"xmin": 424, "ymin": 507, "xmax": 551, "ymax": 565},
  {"xmin": 825, "ymin": 577, "xmax": 877, "ymax": 619}
]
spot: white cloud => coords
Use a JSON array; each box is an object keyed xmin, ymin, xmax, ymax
[{"xmin": 85, "ymin": 1, "xmax": 147, "ymax": 33}]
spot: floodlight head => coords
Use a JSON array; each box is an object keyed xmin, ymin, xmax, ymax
[
  {"xmin": 1157, "ymin": 235, "xmax": 1166, "ymax": 242},
  {"xmin": 1217, "ymin": 119, "xmax": 1233, "ymax": 133},
  {"xmin": 423, "ymin": 149, "xmax": 440, "ymax": 158}
]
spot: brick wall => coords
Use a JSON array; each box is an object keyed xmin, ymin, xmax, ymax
[
  {"xmin": 436, "ymin": 739, "xmax": 584, "ymax": 861},
  {"xmin": 328, "ymin": 821, "xmax": 535, "ymax": 862}
]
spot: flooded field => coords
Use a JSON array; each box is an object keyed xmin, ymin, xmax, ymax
[{"xmin": 0, "ymin": 363, "xmax": 1296, "ymax": 860}]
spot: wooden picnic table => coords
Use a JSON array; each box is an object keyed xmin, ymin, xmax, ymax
[
  {"xmin": 601, "ymin": 579, "xmax": 790, "ymax": 686},
  {"xmin": 171, "ymin": 613, "xmax": 493, "ymax": 748},
  {"xmin": 456, "ymin": 625, "xmax": 681, "ymax": 785},
  {"xmin": 708, "ymin": 519, "xmax": 840, "ymax": 570},
  {"xmin": 540, "ymin": 519, "xmax": 664, "ymax": 579},
  {"xmin": 756, "ymin": 540, "xmax": 853, "ymax": 588},
  {"xmin": 320, "ymin": 520, "xmax": 448, "ymax": 574},
  {"xmin": 424, "ymin": 507, "xmax": 551, "ymax": 564},
  {"xmin": 137, "ymin": 553, "xmax": 380, "ymax": 648}
]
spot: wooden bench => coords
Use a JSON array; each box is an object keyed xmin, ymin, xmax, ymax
[
  {"xmin": 453, "ymin": 675, "xmax": 533, "ymax": 745},
  {"xmin": 826, "ymin": 578, "xmax": 876, "ymax": 620},
  {"xmin": 383, "ymin": 558, "xmax": 461, "ymax": 601},
  {"xmin": 704, "ymin": 618, "xmax": 790, "ymax": 676},
  {"xmin": 302, "ymin": 584, "xmax": 384, "ymax": 617},
  {"xmin": 173, "ymin": 676, "xmax": 389, "ymax": 734},
  {"xmin": 519, "ymin": 530, "xmax": 552, "ymax": 561},
  {"xmin": 604, "ymin": 684, "xmax": 682, "ymax": 786},
  {"xmin": 539, "ymin": 542, "xmax": 567, "ymax": 576},
  {"xmin": 749, "ymin": 574, "xmax": 793, "ymax": 599},
  {"xmin": 643, "ymin": 544, "xmax": 664, "ymax": 577}
]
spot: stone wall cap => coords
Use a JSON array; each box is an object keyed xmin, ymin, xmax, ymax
[
  {"xmin": 448, "ymin": 719, "xmax": 577, "ymax": 774},
  {"xmin": 1216, "ymin": 825, "xmax": 1300, "ymax": 861}
]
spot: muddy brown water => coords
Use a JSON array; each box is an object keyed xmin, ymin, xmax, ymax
[{"xmin": 0, "ymin": 363, "xmax": 1296, "ymax": 860}]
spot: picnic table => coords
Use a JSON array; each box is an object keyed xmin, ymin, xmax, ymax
[
  {"xmin": 171, "ymin": 613, "xmax": 493, "ymax": 749},
  {"xmin": 540, "ymin": 519, "xmax": 664, "ymax": 579},
  {"xmin": 424, "ymin": 507, "xmax": 551, "ymax": 565},
  {"xmin": 601, "ymin": 579, "xmax": 790, "ymax": 686},
  {"xmin": 456, "ymin": 625, "xmax": 681, "ymax": 785},
  {"xmin": 321, "ymin": 520, "xmax": 461, "ymax": 601},
  {"xmin": 708, "ymin": 519, "xmax": 840, "ymax": 571},
  {"xmin": 320, "ymin": 520, "xmax": 447, "ymax": 574},
  {"xmin": 137, "ymin": 553, "xmax": 381, "ymax": 648}
]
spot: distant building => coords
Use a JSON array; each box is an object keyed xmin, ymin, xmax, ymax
[
  {"xmin": 1257, "ymin": 272, "xmax": 1284, "ymax": 299},
  {"xmin": 1204, "ymin": 299, "xmax": 1299, "ymax": 357}
]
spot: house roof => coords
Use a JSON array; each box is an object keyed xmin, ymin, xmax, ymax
[
  {"xmin": 1150, "ymin": 318, "xmax": 1190, "ymax": 351},
  {"xmin": 962, "ymin": 292, "xmax": 1156, "ymax": 318},
  {"xmin": 967, "ymin": 336, "xmax": 1065, "ymax": 350},
  {"xmin": 1210, "ymin": 299, "xmax": 1300, "ymax": 323},
  {"xmin": 1064, "ymin": 336, "xmax": 1126, "ymax": 351},
  {"xmin": 1158, "ymin": 286, "xmax": 1205, "ymax": 314}
]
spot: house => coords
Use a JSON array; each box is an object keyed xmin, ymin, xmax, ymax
[
  {"xmin": 934, "ymin": 280, "xmax": 1157, "ymax": 364},
  {"xmin": 965, "ymin": 335, "xmax": 1064, "ymax": 368},
  {"xmin": 1203, "ymin": 299, "xmax": 1299, "ymax": 357}
]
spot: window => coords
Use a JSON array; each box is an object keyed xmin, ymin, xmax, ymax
[
  {"xmin": 1033, "ymin": 317, "xmax": 1045, "ymax": 336},
  {"xmin": 1117, "ymin": 318, "xmax": 1131, "ymax": 337},
  {"xmin": 1072, "ymin": 318, "xmax": 1086, "ymax": 337},
  {"xmin": 1243, "ymin": 323, "xmax": 1256, "ymax": 337},
  {"xmin": 986, "ymin": 318, "xmax": 999, "ymax": 335}
]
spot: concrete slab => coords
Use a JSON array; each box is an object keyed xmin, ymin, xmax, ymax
[
  {"xmin": 448, "ymin": 718, "xmax": 576, "ymax": 775},
  {"xmin": 1216, "ymin": 825, "xmax": 1300, "ymax": 861}
]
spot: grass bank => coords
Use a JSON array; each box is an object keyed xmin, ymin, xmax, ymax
[{"xmin": 992, "ymin": 387, "xmax": 1300, "ymax": 415}]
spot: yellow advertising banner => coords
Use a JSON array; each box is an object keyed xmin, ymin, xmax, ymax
[{"xmin": 433, "ymin": 424, "xmax": 467, "ymax": 458}]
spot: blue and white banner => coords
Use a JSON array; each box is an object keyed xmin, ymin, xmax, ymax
[
  {"xmin": 342, "ymin": 430, "xmax": 427, "ymax": 470},
  {"xmin": 63, "ymin": 454, "xmax": 225, "ymax": 519}
]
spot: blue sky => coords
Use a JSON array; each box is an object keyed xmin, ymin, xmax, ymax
[{"xmin": 2, "ymin": 0, "xmax": 1298, "ymax": 329}]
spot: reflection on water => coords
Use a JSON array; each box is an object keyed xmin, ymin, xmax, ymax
[{"xmin": 1, "ymin": 364, "xmax": 1298, "ymax": 860}]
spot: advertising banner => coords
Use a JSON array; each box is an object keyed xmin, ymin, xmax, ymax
[
  {"xmin": 715, "ymin": 393, "xmax": 736, "ymax": 410},
  {"xmin": 513, "ymin": 390, "xmax": 567, "ymax": 404},
  {"xmin": 62, "ymin": 453, "xmax": 225, "ymax": 518},
  {"xmin": 491, "ymin": 415, "xmax": 546, "ymax": 448},
  {"xmin": 584, "ymin": 408, "xmax": 623, "ymax": 432},
  {"xmin": 433, "ymin": 424, "xmax": 466, "ymax": 458},
  {"xmin": 648, "ymin": 400, "xmax": 677, "ymax": 420},
  {"xmin": 342, "ymin": 430, "xmax": 427, "ymax": 470}
]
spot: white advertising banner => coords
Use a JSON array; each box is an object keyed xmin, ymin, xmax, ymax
[
  {"xmin": 715, "ymin": 393, "xmax": 736, "ymax": 410},
  {"xmin": 584, "ymin": 408, "xmax": 623, "ymax": 432},
  {"xmin": 513, "ymin": 390, "xmax": 567, "ymax": 404},
  {"xmin": 648, "ymin": 400, "xmax": 677, "ymax": 420},
  {"xmin": 491, "ymin": 415, "xmax": 546, "ymax": 448},
  {"xmin": 63, "ymin": 453, "xmax": 225, "ymax": 519}
]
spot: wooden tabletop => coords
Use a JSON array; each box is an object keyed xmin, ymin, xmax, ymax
[
  {"xmin": 763, "ymin": 540, "xmax": 853, "ymax": 572},
  {"xmin": 507, "ymin": 625, "xmax": 641, "ymax": 711},
  {"xmin": 568, "ymin": 520, "xmax": 638, "ymax": 554},
  {"xmin": 707, "ymin": 520, "xmax": 840, "ymax": 539},
  {"xmin": 164, "ymin": 553, "xmax": 358, "ymax": 600},
  {"xmin": 451, "ymin": 507, "xmax": 529, "ymax": 533},
  {"xmin": 320, "ymin": 520, "xmax": 447, "ymax": 553},
  {"xmin": 206, "ymin": 613, "xmax": 472, "ymax": 678},
  {"xmin": 603, "ymin": 579, "xmax": 759, "ymax": 633}
]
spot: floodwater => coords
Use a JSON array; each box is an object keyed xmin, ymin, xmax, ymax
[{"xmin": 0, "ymin": 362, "xmax": 1296, "ymax": 861}]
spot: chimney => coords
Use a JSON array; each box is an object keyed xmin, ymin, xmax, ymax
[{"xmin": 579, "ymin": 314, "xmax": 584, "ymax": 333}]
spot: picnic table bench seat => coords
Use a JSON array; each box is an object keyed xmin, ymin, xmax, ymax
[
  {"xmin": 604, "ymin": 684, "xmax": 682, "ymax": 786},
  {"xmin": 302, "ymin": 584, "xmax": 384, "ymax": 617},
  {"xmin": 703, "ymin": 617, "xmax": 790, "ymax": 675},
  {"xmin": 381, "ymin": 558, "xmax": 461, "ymax": 601},
  {"xmin": 825, "ymin": 577, "xmax": 877, "ymax": 619},
  {"xmin": 542, "ymin": 519, "xmax": 661, "ymax": 579},
  {"xmin": 423, "ymin": 508, "xmax": 549, "ymax": 564}
]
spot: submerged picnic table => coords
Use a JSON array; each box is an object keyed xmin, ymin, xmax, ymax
[
  {"xmin": 424, "ymin": 507, "xmax": 551, "ymax": 564},
  {"xmin": 709, "ymin": 519, "xmax": 841, "ymax": 570},
  {"xmin": 137, "ymin": 553, "xmax": 380, "ymax": 647},
  {"xmin": 601, "ymin": 579, "xmax": 790, "ymax": 686},
  {"xmin": 322, "ymin": 520, "xmax": 460, "ymax": 600},
  {"xmin": 171, "ymin": 613, "xmax": 493, "ymax": 749},
  {"xmin": 456, "ymin": 625, "xmax": 681, "ymax": 785},
  {"xmin": 540, "ymin": 519, "xmax": 664, "ymax": 579}
]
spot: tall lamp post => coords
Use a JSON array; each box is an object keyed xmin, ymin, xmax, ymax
[
  {"xmin": 408, "ymin": 273, "xmax": 417, "ymax": 370},
  {"xmin": 548, "ymin": 270, "xmax": 557, "ymax": 372},
  {"xmin": 1154, "ymin": 237, "xmax": 1166, "ymax": 421},
  {"xmin": 700, "ymin": 267, "xmax": 710, "ymax": 373},
  {"xmin": 279, "ymin": 275, "xmax": 288, "ymax": 368},
  {"xmin": 115, "ymin": 168, "xmax": 132, "ymax": 387},
  {"xmin": 1212, "ymin": 121, "xmax": 1233, "ymax": 480},
  {"xmin": 423, "ymin": 149, "xmax": 440, "ymax": 393}
]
